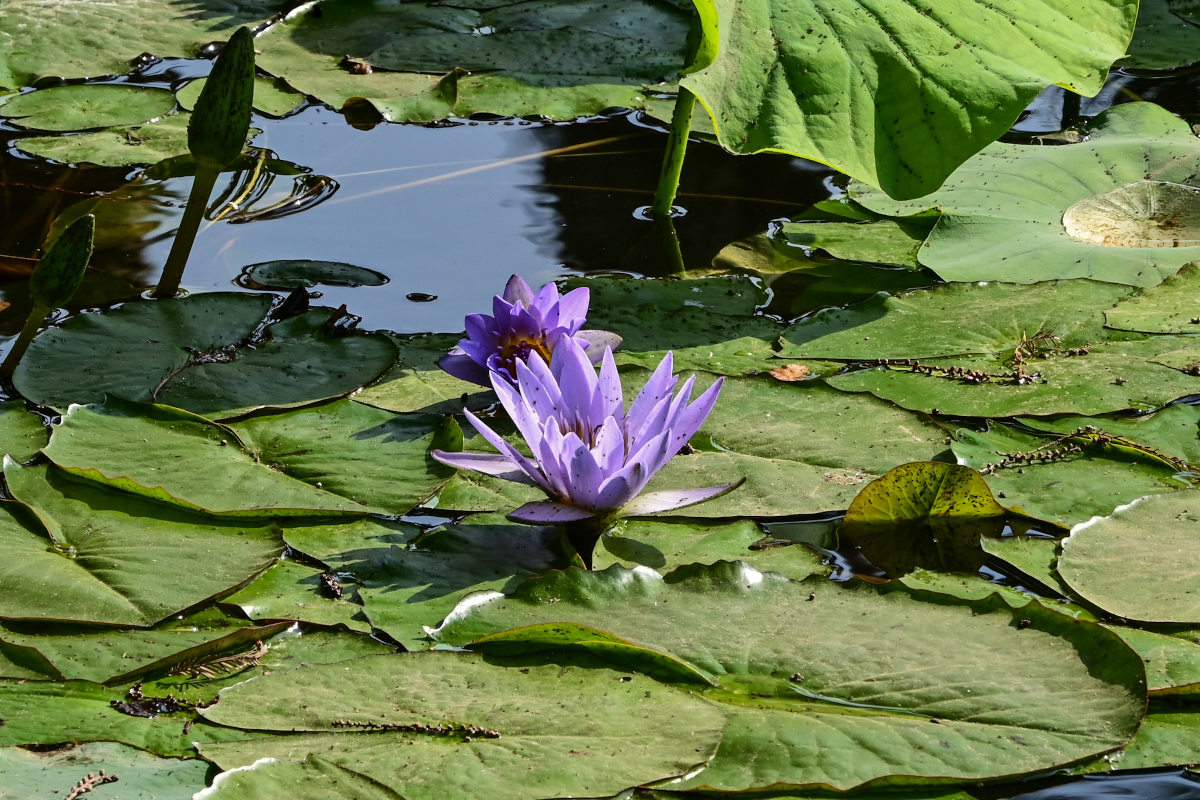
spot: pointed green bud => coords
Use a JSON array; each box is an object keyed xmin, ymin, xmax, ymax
[
  {"xmin": 31, "ymin": 214, "xmax": 95, "ymax": 309},
  {"xmin": 188, "ymin": 26, "xmax": 255, "ymax": 168}
]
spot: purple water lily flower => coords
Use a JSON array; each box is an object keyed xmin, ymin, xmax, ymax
[
  {"xmin": 438, "ymin": 274, "xmax": 621, "ymax": 387},
  {"xmin": 432, "ymin": 337, "xmax": 742, "ymax": 525}
]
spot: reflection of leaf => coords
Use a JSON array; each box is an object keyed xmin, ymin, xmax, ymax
[
  {"xmin": 850, "ymin": 103, "xmax": 1200, "ymax": 286},
  {"xmin": 838, "ymin": 462, "xmax": 1008, "ymax": 576},
  {"xmin": 683, "ymin": 0, "xmax": 1134, "ymax": 199}
]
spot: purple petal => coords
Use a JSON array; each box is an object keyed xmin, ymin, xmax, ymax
[
  {"xmin": 667, "ymin": 377, "xmax": 723, "ymax": 454},
  {"xmin": 564, "ymin": 436, "xmax": 604, "ymax": 509},
  {"xmin": 508, "ymin": 500, "xmax": 597, "ymax": 524},
  {"xmin": 617, "ymin": 479, "xmax": 745, "ymax": 517},
  {"xmin": 576, "ymin": 330, "xmax": 622, "ymax": 360},
  {"xmin": 553, "ymin": 339, "xmax": 601, "ymax": 428},
  {"xmin": 437, "ymin": 351, "xmax": 492, "ymax": 386},
  {"xmin": 597, "ymin": 348, "xmax": 623, "ymax": 420},
  {"xmin": 492, "ymin": 373, "xmax": 546, "ymax": 452},
  {"xmin": 516, "ymin": 354, "xmax": 563, "ymax": 422},
  {"xmin": 555, "ymin": 287, "xmax": 590, "ymax": 332},
  {"xmin": 463, "ymin": 313, "xmax": 498, "ymax": 346},
  {"xmin": 461, "ymin": 410, "xmax": 551, "ymax": 493},
  {"xmin": 594, "ymin": 467, "xmax": 640, "ymax": 510},
  {"xmin": 590, "ymin": 416, "xmax": 625, "ymax": 475},
  {"xmin": 429, "ymin": 450, "xmax": 540, "ymax": 485},
  {"xmin": 626, "ymin": 352, "xmax": 676, "ymax": 441},
  {"xmin": 503, "ymin": 274, "xmax": 535, "ymax": 307}
]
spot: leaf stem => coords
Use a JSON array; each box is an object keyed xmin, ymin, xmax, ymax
[
  {"xmin": 152, "ymin": 162, "xmax": 221, "ymax": 298},
  {"xmin": 649, "ymin": 86, "xmax": 697, "ymax": 218},
  {"xmin": 0, "ymin": 302, "xmax": 51, "ymax": 378}
]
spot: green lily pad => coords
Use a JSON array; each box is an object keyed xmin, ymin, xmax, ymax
[
  {"xmin": 837, "ymin": 462, "xmax": 1008, "ymax": 576},
  {"xmin": 1, "ymin": 84, "xmax": 176, "ymax": 131},
  {"xmin": 828, "ymin": 337, "xmax": 1200, "ymax": 417},
  {"xmin": 1122, "ymin": 0, "xmax": 1200, "ymax": 69},
  {"xmin": 220, "ymin": 559, "xmax": 373, "ymax": 633},
  {"xmin": 436, "ymin": 563, "xmax": 1145, "ymax": 791},
  {"xmin": 15, "ymin": 293, "xmax": 397, "ymax": 419},
  {"xmin": 0, "ymin": 461, "xmax": 281, "ymax": 627},
  {"xmin": 252, "ymin": 0, "xmax": 690, "ymax": 122},
  {"xmin": 237, "ymin": 259, "xmax": 388, "ymax": 290},
  {"xmin": 199, "ymin": 652, "xmax": 726, "ymax": 800},
  {"xmin": 1105, "ymin": 261, "xmax": 1200, "ymax": 333},
  {"xmin": 851, "ymin": 103, "xmax": 1200, "ymax": 286},
  {"xmin": 682, "ymin": 0, "xmax": 1134, "ymax": 200},
  {"xmin": 953, "ymin": 406, "xmax": 1200, "ymax": 525},
  {"xmin": 0, "ymin": 741, "xmax": 209, "ymax": 800},
  {"xmin": 354, "ymin": 333, "xmax": 494, "ymax": 416},
  {"xmin": 1059, "ymin": 491, "xmax": 1200, "ymax": 623},
  {"xmin": 177, "ymin": 75, "xmax": 305, "ymax": 118},
  {"xmin": 1111, "ymin": 627, "xmax": 1200, "ymax": 696},
  {"xmin": 1087, "ymin": 708, "xmax": 1200, "ymax": 772},
  {"xmin": 593, "ymin": 517, "xmax": 828, "ymax": 580},
  {"xmin": 0, "ymin": 1, "xmax": 277, "ymax": 89},
  {"xmin": 200, "ymin": 756, "xmax": 406, "ymax": 800},
  {"xmin": 780, "ymin": 279, "xmax": 1132, "ymax": 361},
  {"xmin": 0, "ymin": 400, "xmax": 47, "ymax": 463},
  {"xmin": 281, "ymin": 514, "xmax": 573, "ymax": 649},
  {"xmin": 0, "ymin": 614, "xmax": 287, "ymax": 685},
  {"xmin": 779, "ymin": 204, "xmax": 938, "ymax": 268},
  {"xmin": 434, "ymin": 376, "xmax": 950, "ymax": 518},
  {"xmin": 14, "ymin": 113, "xmax": 195, "ymax": 167},
  {"xmin": 44, "ymin": 398, "xmax": 452, "ymax": 518}
]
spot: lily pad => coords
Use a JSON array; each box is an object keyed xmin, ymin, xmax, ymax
[
  {"xmin": 593, "ymin": 517, "xmax": 828, "ymax": 580},
  {"xmin": 44, "ymin": 398, "xmax": 452, "ymax": 518},
  {"xmin": 1063, "ymin": 180, "xmax": 1200, "ymax": 248},
  {"xmin": 953, "ymin": 405, "xmax": 1200, "ymax": 525},
  {"xmin": 837, "ymin": 462, "xmax": 1009, "ymax": 576},
  {"xmin": 436, "ymin": 563, "xmax": 1146, "ymax": 791},
  {"xmin": 281, "ymin": 514, "xmax": 573, "ymax": 649},
  {"xmin": 0, "ymin": 84, "xmax": 177, "ymax": 131},
  {"xmin": 237, "ymin": 259, "xmax": 388, "ymax": 290},
  {"xmin": 1122, "ymin": 0, "xmax": 1200, "ymax": 69},
  {"xmin": 200, "ymin": 756, "xmax": 406, "ymax": 800},
  {"xmin": 0, "ymin": 1, "xmax": 277, "ymax": 89},
  {"xmin": 1105, "ymin": 261, "xmax": 1200, "ymax": 333},
  {"xmin": 354, "ymin": 333, "xmax": 494, "ymax": 416},
  {"xmin": 780, "ymin": 279, "xmax": 1132, "ymax": 361},
  {"xmin": 0, "ymin": 741, "xmax": 209, "ymax": 800},
  {"xmin": 14, "ymin": 293, "xmax": 397, "ymax": 419},
  {"xmin": 780, "ymin": 210, "xmax": 937, "ymax": 268},
  {"xmin": 828, "ymin": 337, "xmax": 1200, "ymax": 417},
  {"xmin": 850, "ymin": 103, "xmax": 1200, "ymax": 286},
  {"xmin": 0, "ymin": 461, "xmax": 282, "ymax": 627},
  {"xmin": 219, "ymin": 559, "xmax": 373, "ymax": 633},
  {"xmin": 252, "ymin": 0, "xmax": 690, "ymax": 122},
  {"xmin": 199, "ymin": 652, "xmax": 726, "ymax": 800},
  {"xmin": 14, "ymin": 113, "xmax": 195, "ymax": 167},
  {"xmin": 1059, "ymin": 491, "xmax": 1200, "ymax": 623},
  {"xmin": 682, "ymin": 0, "xmax": 1134, "ymax": 199},
  {"xmin": 0, "ymin": 400, "xmax": 47, "ymax": 463}
]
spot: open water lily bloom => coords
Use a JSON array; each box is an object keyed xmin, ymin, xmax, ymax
[
  {"xmin": 433, "ymin": 337, "xmax": 741, "ymax": 524},
  {"xmin": 438, "ymin": 274, "xmax": 621, "ymax": 387}
]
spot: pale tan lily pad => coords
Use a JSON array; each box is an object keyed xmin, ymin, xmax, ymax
[{"xmin": 1063, "ymin": 180, "xmax": 1200, "ymax": 248}]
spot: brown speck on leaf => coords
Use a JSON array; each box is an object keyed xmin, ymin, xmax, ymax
[{"xmin": 769, "ymin": 363, "xmax": 813, "ymax": 382}]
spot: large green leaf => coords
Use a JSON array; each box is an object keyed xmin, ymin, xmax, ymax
[
  {"xmin": 200, "ymin": 757, "xmax": 407, "ymax": 800},
  {"xmin": 0, "ymin": 401, "xmax": 47, "ymax": 463},
  {"xmin": 682, "ymin": 0, "xmax": 1135, "ymax": 199},
  {"xmin": 0, "ymin": 1, "xmax": 278, "ymax": 90},
  {"xmin": 828, "ymin": 337, "xmax": 1200, "ymax": 417},
  {"xmin": 252, "ymin": 0, "xmax": 691, "ymax": 122},
  {"xmin": 199, "ymin": 652, "xmax": 726, "ymax": 800},
  {"xmin": 1059, "ymin": 491, "xmax": 1200, "ymax": 623},
  {"xmin": 44, "ymin": 399, "xmax": 451, "ymax": 518},
  {"xmin": 281, "ymin": 514, "xmax": 573, "ymax": 649},
  {"xmin": 436, "ymin": 563, "xmax": 1146, "ymax": 791},
  {"xmin": 1121, "ymin": 0, "xmax": 1200, "ymax": 69},
  {"xmin": 780, "ymin": 279, "xmax": 1132, "ymax": 360},
  {"xmin": 0, "ymin": 461, "xmax": 281, "ymax": 627},
  {"xmin": 953, "ymin": 406, "xmax": 1200, "ymax": 526},
  {"xmin": 15, "ymin": 294, "xmax": 396, "ymax": 419},
  {"xmin": 353, "ymin": 334, "xmax": 494, "ymax": 416},
  {"xmin": 220, "ymin": 559, "xmax": 374, "ymax": 633},
  {"xmin": 849, "ymin": 103, "xmax": 1200, "ymax": 285},
  {"xmin": 0, "ymin": 741, "xmax": 208, "ymax": 800},
  {"xmin": 14, "ymin": 114, "xmax": 195, "ymax": 167},
  {"xmin": 0, "ymin": 84, "xmax": 176, "ymax": 131}
]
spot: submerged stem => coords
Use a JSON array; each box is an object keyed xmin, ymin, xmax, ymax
[
  {"xmin": 152, "ymin": 162, "xmax": 221, "ymax": 298},
  {"xmin": 649, "ymin": 87, "xmax": 697, "ymax": 218},
  {"xmin": 563, "ymin": 517, "xmax": 613, "ymax": 570}
]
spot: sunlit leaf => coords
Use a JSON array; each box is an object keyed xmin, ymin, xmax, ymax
[
  {"xmin": 1105, "ymin": 261, "xmax": 1200, "ymax": 333},
  {"xmin": 850, "ymin": 103, "xmax": 1200, "ymax": 285},
  {"xmin": 200, "ymin": 756, "xmax": 407, "ymax": 800},
  {"xmin": 199, "ymin": 652, "xmax": 726, "ymax": 800},
  {"xmin": 0, "ymin": 85, "xmax": 176, "ymax": 131},
  {"xmin": 0, "ymin": 741, "xmax": 209, "ymax": 800}
]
